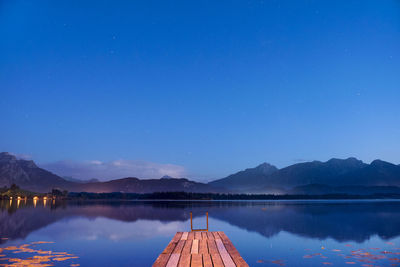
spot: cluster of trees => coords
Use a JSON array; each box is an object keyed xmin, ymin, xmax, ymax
[
  {"xmin": 51, "ymin": 188, "xmax": 69, "ymax": 197},
  {"xmin": 3, "ymin": 186, "xmax": 400, "ymax": 201},
  {"xmin": 0, "ymin": 184, "xmax": 32, "ymax": 199},
  {"xmin": 0, "ymin": 186, "xmax": 8, "ymax": 194},
  {"xmin": 0, "ymin": 184, "xmax": 19, "ymax": 192},
  {"xmin": 0, "ymin": 184, "xmax": 68, "ymax": 199}
]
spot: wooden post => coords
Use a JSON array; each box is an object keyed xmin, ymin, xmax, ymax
[
  {"xmin": 190, "ymin": 212, "xmax": 193, "ymax": 231},
  {"xmin": 206, "ymin": 212, "xmax": 209, "ymax": 231}
]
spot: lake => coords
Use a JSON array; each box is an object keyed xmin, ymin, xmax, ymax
[{"xmin": 1, "ymin": 199, "xmax": 400, "ymax": 266}]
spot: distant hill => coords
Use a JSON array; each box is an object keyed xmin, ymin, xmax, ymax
[
  {"xmin": 209, "ymin": 163, "xmax": 278, "ymax": 191},
  {"xmin": 260, "ymin": 158, "xmax": 400, "ymax": 192},
  {"xmin": 209, "ymin": 157, "xmax": 400, "ymax": 194},
  {"xmin": 337, "ymin": 159, "xmax": 400, "ymax": 186},
  {"xmin": 0, "ymin": 152, "xmax": 220, "ymax": 193},
  {"xmin": 260, "ymin": 157, "xmax": 367, "ymax": 188},
  {"xmin": 74, "ymin": 177, "xmax": 219, "ymax": 193}
]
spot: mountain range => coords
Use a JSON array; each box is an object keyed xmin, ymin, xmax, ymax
[
  {"xmin": 0, "ymin": 152, "xmax": 220, "ymax": 193},
  {"xmin": 210, "ymin": 157, "xmax": 400, "ymax": 194},
  {"xmin": 1, "ymin": 152, "xmax": 400, "ymax": 195}
]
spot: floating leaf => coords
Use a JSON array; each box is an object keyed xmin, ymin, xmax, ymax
[{"xmin": 270, "ymin": 259, "xmax": 285, "ymax": 266}]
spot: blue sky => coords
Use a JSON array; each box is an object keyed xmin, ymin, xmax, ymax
[{"xmin": 1, "ymin": 0, "xmax": 399, "ymax": 181}]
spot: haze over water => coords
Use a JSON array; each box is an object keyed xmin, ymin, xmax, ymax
[{"xmin": 1, "ymin": 200, "xmax": 400, "ymax": 266}]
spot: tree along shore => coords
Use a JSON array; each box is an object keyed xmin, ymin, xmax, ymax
[{"xmin": 2, "ymin": 185, "xmax": 400, "ymax": 200}]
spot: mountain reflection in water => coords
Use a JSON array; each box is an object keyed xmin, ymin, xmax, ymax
[
  {"xmin": 2, "ymin": 200, "xmax": 400, "ymax": 243},
  {"xmin": 1, "ymin": 200, "xmax": 400, "ymax": 266}
]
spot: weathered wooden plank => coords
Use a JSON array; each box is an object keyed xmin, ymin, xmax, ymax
[
  {"xmin": 187, "ymin": 232, "xmax": 194, "ymax": 240},
  {"xmin": 177, "ymin": 254, "xmax": 191, "ymax": 267},
  {"xmin": 199, "ymin": 239, "xmax": 208, "ymax": 254},
  {"xmin": 212, "ymin": 232, "xmax": 221, "ymax": 240},
  {"xmin": 206, "ymin": 232, "xmax": 214, "ymax": 240},
  {"xmin": 218, "ymin": 233, "xmax": 240, "ymax": 252},
  {"xmin": 162, "ymin": 233, "xmax": 182, "ymax": 254},
  {"xmin": 226, "ymin": 248, "xmax": 248, "ymax": 265},
  {"xmin": 211, "ymin": 253, "xmax": 224, "ymax": 267},
  {"xmin": 224, "ymin": 244, "xmax": 247, "ymax": 267},
  {"xmin": 207, "ymin": 239, "xmax": 219, "ymax": 255},
  {"xmin": 194, "ymin": 231, "xmax": 202, "ymax": 240},
  {"xmin": 218, "ymin": 232, "xmax": 248, "ymax": 267},
  {"xmin": 153, "ymin": 253, "xmax": 170, "ymax": 267},
  {"xmin": 181, "ymin": 240, "xmax": 192, "ymax": 255},
  {"xmin": 191, "ymin": 239, "xmax": 199, "ymax": 254},
  {"xmin": 191, "ymin": 254, "xmax": 203, "ymax": 267},
  {"xmin": 217, "ymin": 231, "xmax": 226, "ymax": 241},
  {"xmin": 181, "ymin": 232, "xmax": 188, "ymax": 240},
  {"xmin": 216, "ymin": 239, "xmax": 236, "ymax": 267},
  {"xmin": 203, "ymin": 254, "xmax": 213, "ymax": 267},
  {"xmin": 173, "ymin": 240, "xmax": 185, "ymax": 254},
  {"xmin": 172, "ymin": 232, "xmax": 183, "ymax": 242},
  {"xmin": 163, "ymin": 241, "xmax": 178, "ymax": 255},
  {"xmin": 166, "ymin": 254, "xmax": 180, "ymax": 267},
  {"xmin": 201, "ymin": 231, "xmax": 208, "ymax": 240}
]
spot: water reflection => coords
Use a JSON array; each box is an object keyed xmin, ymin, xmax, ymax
[{"xmin": 1, "ymin": 200, "xmax": 400, "ymax": 243}]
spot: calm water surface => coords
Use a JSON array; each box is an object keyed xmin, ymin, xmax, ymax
[{"xmin": 1, "ymin": 200, "xmax": 400, "ymax": 266}]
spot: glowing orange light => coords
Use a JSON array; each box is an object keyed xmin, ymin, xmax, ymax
[{"xmin": 33, "ymin": 196, "xmax": 38, "ymax": 208}]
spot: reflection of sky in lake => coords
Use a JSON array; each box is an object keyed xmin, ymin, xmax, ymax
[
  {"xmin": 1, "ymin": 200, "xmax": 400, "ymax": 266},
  {"xmin": 39, "ymin": 218, "xmax": 186, "ymax": 241}
]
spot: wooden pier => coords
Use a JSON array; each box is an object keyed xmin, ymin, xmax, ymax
[{"xmin": 152, "ymin": 231, "xmax": 249, "ymax": 267}]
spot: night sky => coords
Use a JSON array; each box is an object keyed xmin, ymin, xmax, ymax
[{"xmin": 1, "ymin": 0, "xmax": 399, "ymax": 181}]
